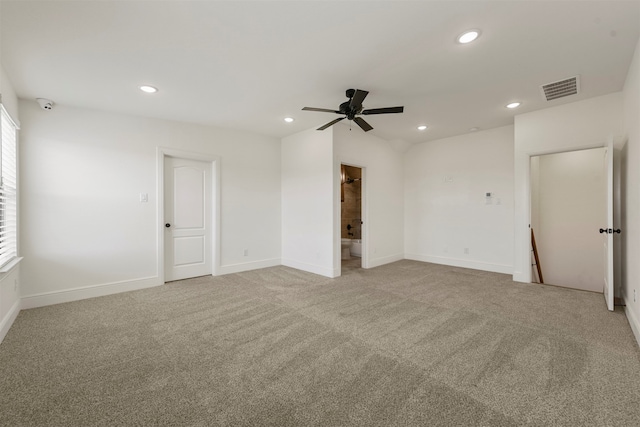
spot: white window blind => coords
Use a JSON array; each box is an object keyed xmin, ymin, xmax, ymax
[{"xmin": 0, "ymin": 104, "xmax": 18, "ymax": 268}]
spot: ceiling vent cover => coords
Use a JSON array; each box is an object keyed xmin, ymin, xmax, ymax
[{"xmin": 541, "ymin": 76, "xmax": 579, "ymax": 101}]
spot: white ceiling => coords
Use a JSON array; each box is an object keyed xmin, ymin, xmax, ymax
[{"xmin": 2, "ymin": 1, "xmax": 639, "ymax": 145}]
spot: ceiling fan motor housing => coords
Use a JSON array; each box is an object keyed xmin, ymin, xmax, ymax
[
  {"xmin": 339, "ymin": 101, "xmax": 362, "ymax": 120},
  {"xmin": 302, "ymin": 88, "xmax": 403, "ymax": 132}
]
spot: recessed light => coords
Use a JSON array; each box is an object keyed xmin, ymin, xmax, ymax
[
  {"xmin": 284, "ymin": 117, "xmax": 294, "ymax": 123},
  {"xmin": 506, "ymin": 102, "xmax": 521, "ymax": 109},
  {"xmin": 457, "ymin": 30, "xmax": 481, "ymax": 44},
  {"xmin": 417, "ymin": 125, "xmax": 428, "ymax": 131},
  {"xmin": 470, "ymin": 127, "xmax": 479, "ymax": 132},
  {"xmin": 140, "ymin": 85, "xmax": 158, "ymax": 93}
]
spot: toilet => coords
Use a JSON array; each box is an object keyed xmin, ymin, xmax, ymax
[
  {"xmin": 341, "ymin": 239, "xmax": 351, "ymax": 259},
  {"xmin": 350, "ymin": 239, "xmax": 362, "ymax": 257}
]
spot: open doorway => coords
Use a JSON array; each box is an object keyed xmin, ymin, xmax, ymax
[
  {"xmin": 340, "ymin": 164, "xmax": 362, "ymax": 271},
  {"xmin": 529, "ymin": 147, "xmax": 606, "ymax": 292}
]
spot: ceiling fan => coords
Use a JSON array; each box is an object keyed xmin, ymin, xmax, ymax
[{"xmin": 302, "ymin": 89, "xmax": 404, "ymax": 132}]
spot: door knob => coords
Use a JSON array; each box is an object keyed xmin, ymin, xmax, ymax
[
  {"xmin": 599, "ymin": 228, "xmax": 621, "ymax": 234},
  {"xmin": 165, "ymin": 223, "xmax": 171, "ymax": 228}
]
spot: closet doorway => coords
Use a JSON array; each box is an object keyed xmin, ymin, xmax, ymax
[{"xmin": 530, "ymin": 145, "xmax": 613, "ymax": 309}]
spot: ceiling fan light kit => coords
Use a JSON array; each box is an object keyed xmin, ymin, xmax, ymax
[{"xmin": 302, "ymin": 89, "xmax": 404, "ymax": 132}]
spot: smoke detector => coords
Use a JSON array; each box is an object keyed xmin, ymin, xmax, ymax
[
  {"xmin": 36, "ymin": 98, "xmax": 54, "ymax": 110},
  {"xmin": 541, "ymin": 76, "xmax": 580, "ymax": 101}
]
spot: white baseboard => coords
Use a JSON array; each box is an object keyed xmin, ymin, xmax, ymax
[
  {"xmin": 281, "ymin": 258, "xmax": 338, "ymax": 278},
  {"xmin": 0, "ymin": 299, "xmax": 21, "ymax": 344},
  {"xmin": 218, "ymin": 258, "xmax": 281, "ymax": 275},
  {"xmin": 625, "ymin": 303, "xmax": 640, "ymax": 348},
  {"xmin": 512, "ymin": 270, "xmax": 528, "ymax": 283},
  {"xmin": 404, "ymin": 253, "xmax": 513, "ymax": 275},
  {"xmin": 366, "ymin": 253, "xmax": 404, "ymax": 269},
  {"xmin": 21, "ymin": 276, "xmax": 162, "ymax": 310}
]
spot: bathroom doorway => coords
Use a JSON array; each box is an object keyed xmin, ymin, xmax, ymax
[{"xmin": 340, "ymin": 164, "xmax": 363, "ymax": 271}]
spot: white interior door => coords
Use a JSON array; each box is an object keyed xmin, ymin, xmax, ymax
[
  {"xmin": 164, "ymin": 156, "xmax": 212, "ymax": 282},
  {"xmin": 603, "ymin": 139, "xmax": 614, "ymax": 311}
]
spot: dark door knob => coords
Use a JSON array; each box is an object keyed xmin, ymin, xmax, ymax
[
  {"xmin": 600, "ymin": 228, "xmax": 621, "ymax": 234},
  {"xmin": 165, "ymin": 223, "xmax": 171, "ymax": 228}
]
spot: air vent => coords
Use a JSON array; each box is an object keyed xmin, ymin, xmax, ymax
[{"xmin": 541, "ymin": 76, "xmax": 580, "ymax": 101}]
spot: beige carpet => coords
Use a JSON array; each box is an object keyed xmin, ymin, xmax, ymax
[{"xmin": 1, "ymin": 260, "xmax": 639, "ymax": 426}]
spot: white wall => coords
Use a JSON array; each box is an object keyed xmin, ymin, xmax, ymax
[
  {"xmin": 0, "ymin": 66, "xmax": 19, "ymax": 121},
  {"xmin": 513, "ymin": 92, "xmax": 623, "ymax": 283},
  {"xmin": 1, "ymin": 2, "xmax": 20, "ymax": 119},
  {"xmin": 531, "ymin": 149, "xmax": 606, "ymax": 292},
  {"xmin": 622, "ymin": 37, "xmax": 640, "ymax": 345},
  {"xmin": 19, "ymin": 101, "xmax": 281, "ymax": 307},
  {"xmin": 333, "ymin": 124, "xmax": 404, "ymax": 270},
  {"xmin": 281, "ymin": 127, "xmax": 335, "ymax": 277},
  {"xmin": 404, "ymin": 126, "xmax": 515, "ymax": 274}
]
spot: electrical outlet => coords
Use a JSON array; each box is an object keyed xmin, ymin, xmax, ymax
[
  {"xmin": 464, "ymin": 248, "xmax": 469, "ymax": 255},
  {"xmin": 634, "ymin": 289, "xmax": 637, "ymax": 303},
  {"xmin": 139, "ymin": 193, "xmax": 148, "ymax": 203},
  {"xmin": 243, "ymin": 249, "xmax": 248, "ymax": 257}
]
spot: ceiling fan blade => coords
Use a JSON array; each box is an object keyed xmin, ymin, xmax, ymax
[
  {"xmin": 317, "ymin": 117, "xmax": 345, "ymax": 130},
  {"xmin": 353, "ymin": 117, "xmax": 373, "ymax": 132},
  {"xmin": 361, "ymin": 106, "xmax": 404, "ymax": 115},
  {"xmin": 350, "ymin": 89, "xmax": 369, "ymax": 108},
  {"xmin": 302, "ymin": 107, "xmax": 340, "ymax": 113}
]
